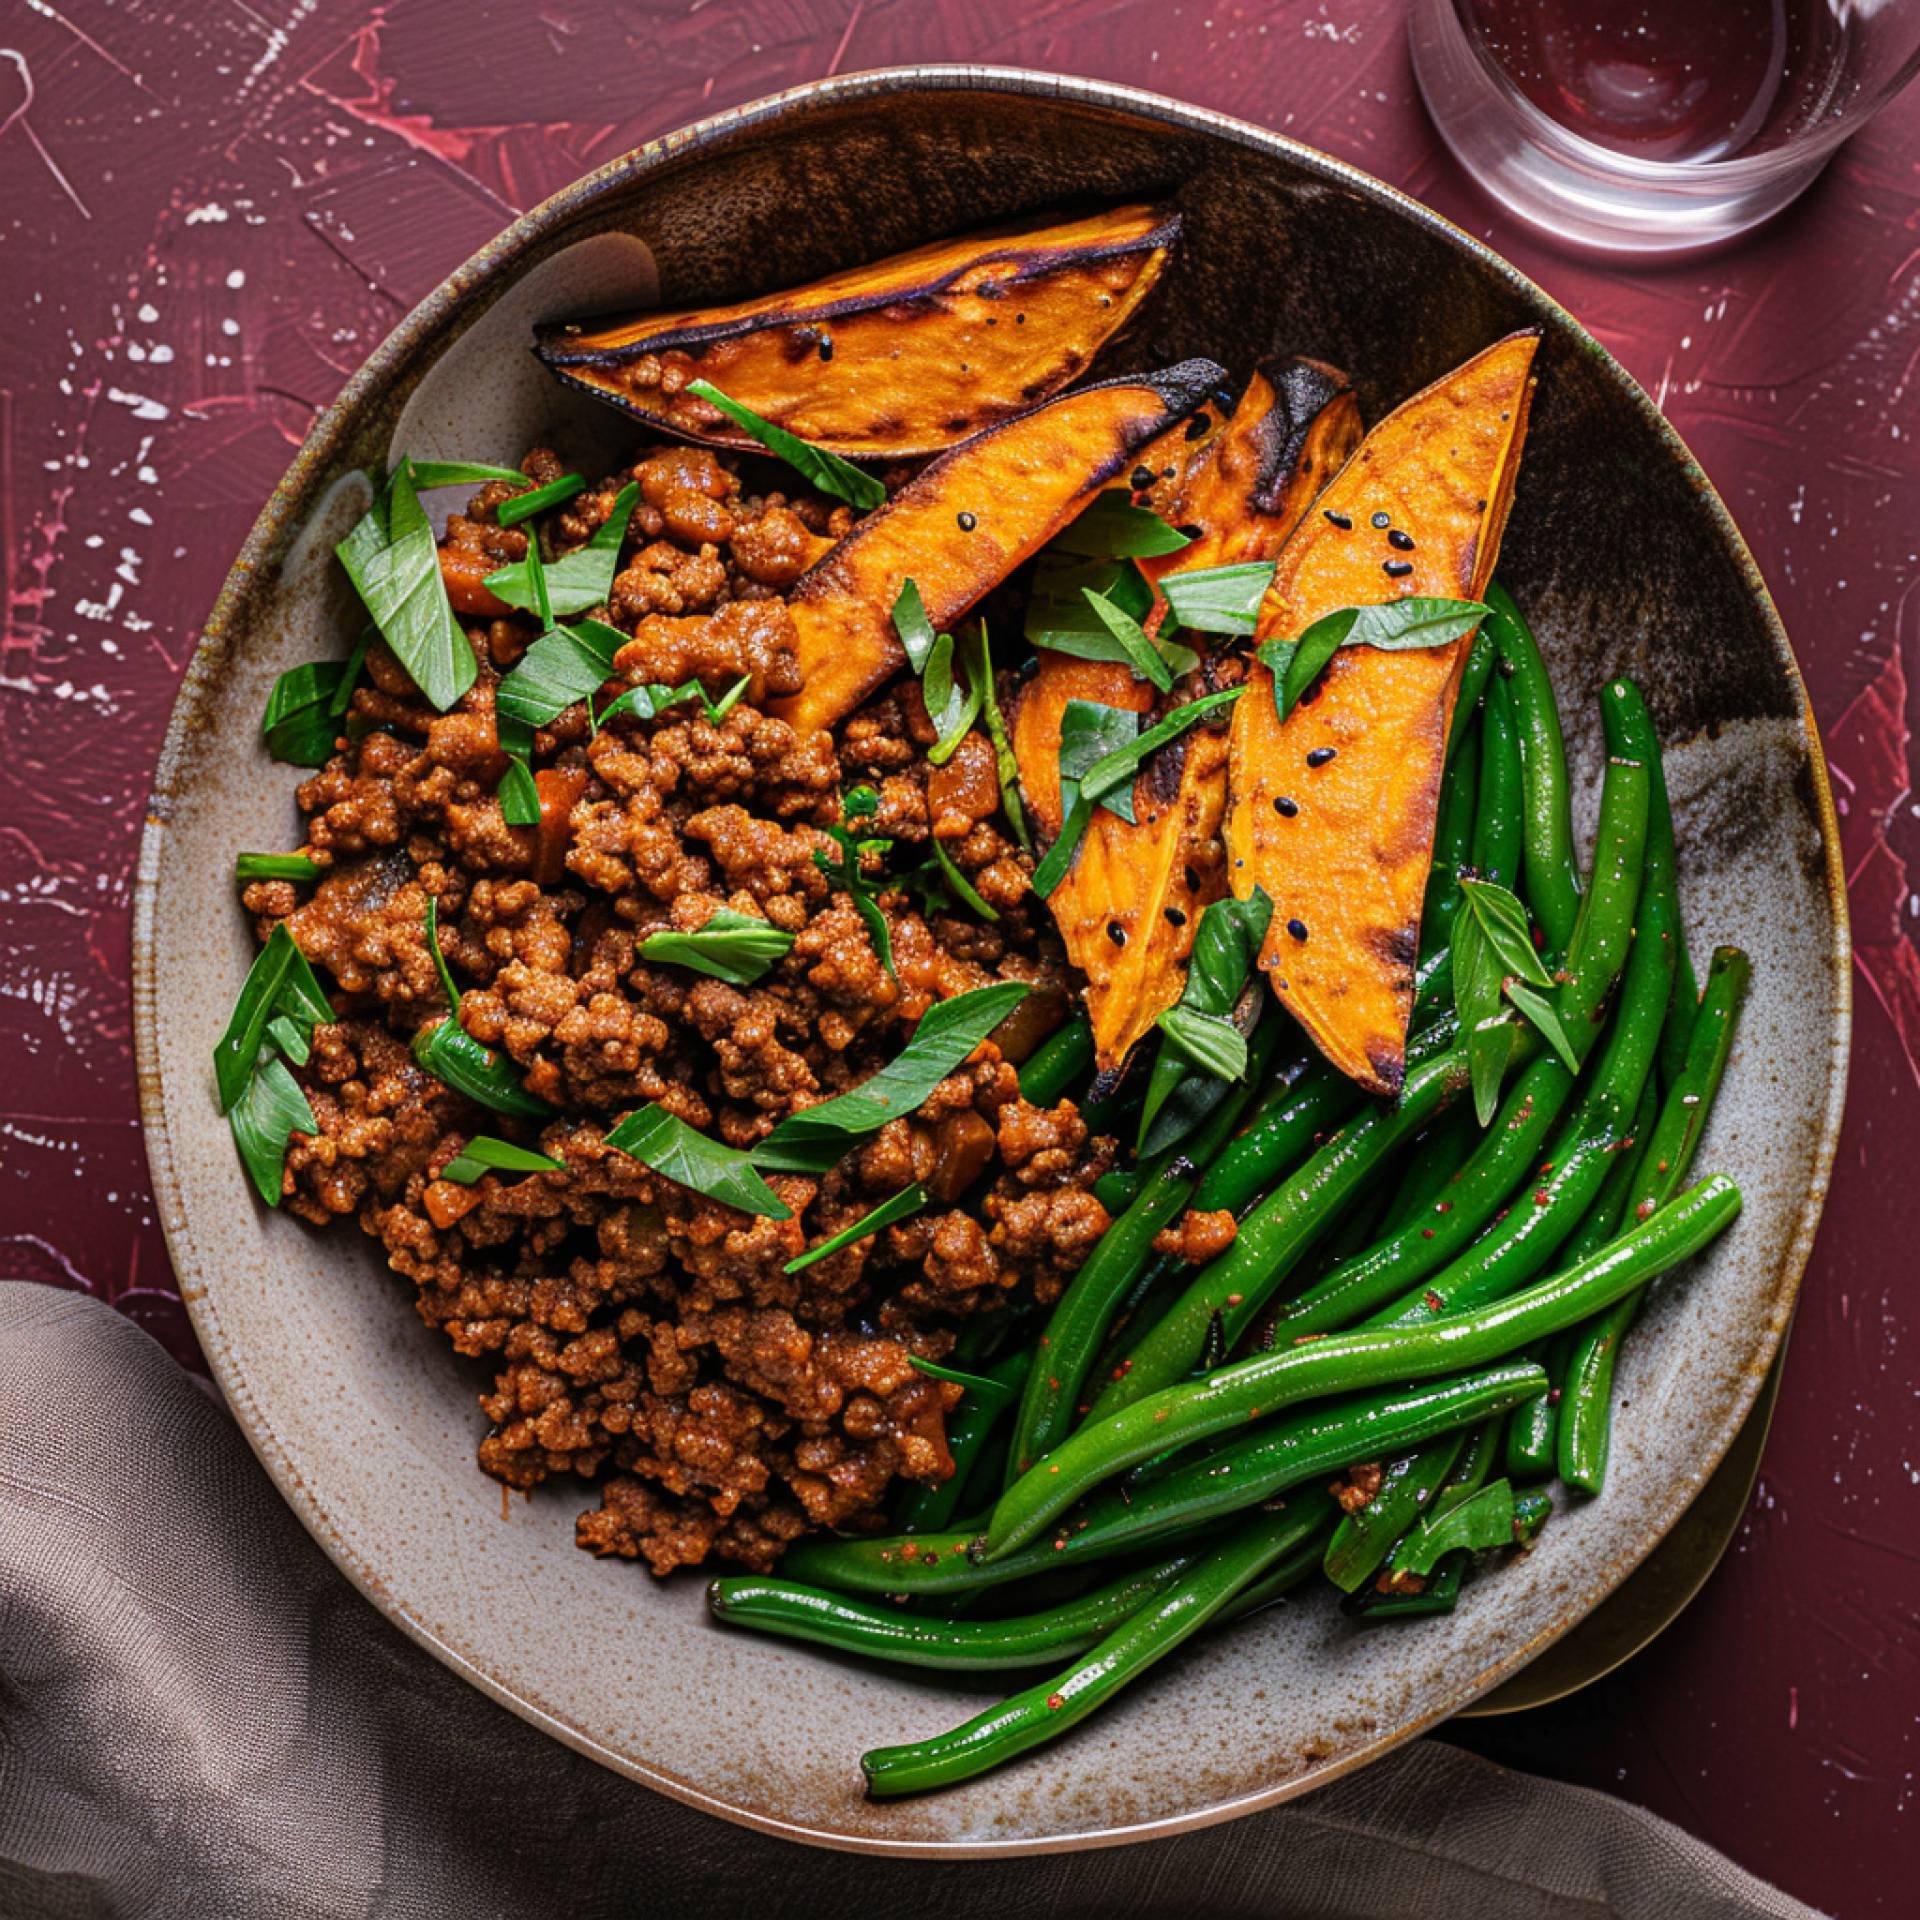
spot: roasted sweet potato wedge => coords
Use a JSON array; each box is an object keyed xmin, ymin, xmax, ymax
[
  {"xmin": 770, "ymin": 360, "xmax": 1227, "ymax": 736},
  {"xmin": 1227, "ymin": 329, "xmax": 1541, "ymax": 1096},
  {"xmin": 1019, "ymin": 360, "xmax": 1362, "ymax": 1073},
  {"xmin": 535, "ymin": 206, "xmax": 1179, "ymax": 458}
]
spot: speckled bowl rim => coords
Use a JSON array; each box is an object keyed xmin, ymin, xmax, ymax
[{"xmin": 133, "ymin": 65, "xmax": 1852, "ymax": 1857}]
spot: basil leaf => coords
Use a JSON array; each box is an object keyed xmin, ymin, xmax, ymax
[
  {"xmin": 924, "ymin": 628, "xmax": 982, "ymax": 768},
  {"xmin": 685, "ymin": 378, "xmax": 886, "ymax": 512},
  {"xmin": 229, "ymin": 1053, "xmax": 316, "ymax": 1206},
  {"xmin": 1503, "ymin": 978, "xmax": 1582, "ymax": 1074},
  {"xmin": 640, "ymin": 909, "xmax": 793, "ymax": 986},
  {"xmin": 1261, "ymin": 597, "xmax": 1491, "ymax": 723},
  {"xmin": 327, "ymin": 626, "xmax": 373, "ymax": 719},
  {"xmin": 498, "ymin": 757, "xmax": 541, "ymax": 827},
  {"xmin": 1079, "ymin": 685, "xmax": 1242, "ymax": 810},
  {"xmin": 701, "ymin": 674, "xmax": 751, "ymax": 725},
  {"xmin": 1452, "ymin": 906, "xmax": 1510, "ymax": 1126},
  {"xmin": 262, "ymin": 660, "xmax": 351, "ymax": 766},
  {"xmin": 265, "ymin": 1014, "xmax": 311, "ymax": 1067},
  {"xmin": 1396, "ymin": 1480, "xmax": 1521, "ymax": 1579},
  {"xmin": 1024, "ymin": 555, "xmax": 1155, "ymax": 651},
  {"xmin": 1030, "ymin": 794, "xmax": 1094, "ymax": 901},
  {"xmin": 496, "ymin": 471, "xmax": 586, "ymax": 528},
  {"xmin": 484, "ymin": 482, "xmax": 638, "ymax": 617},
  {"xmin": 1081, "ymin": 588, "xmax": 1195, "ymax": 692},
  {"xmin": 908, "ymin": 1352, "xmax": 1020, "ymax": 1405},
  {"xmin": 593, "ymin": 679, "xmax": 700, "ymax": 731},
  {"xmin": 440, "ymin": 1135, "xmax": 566, "ymax": 1184},
  {"xmin": 1458, "ymin": 876, "xmax": 1555, "ymax": 988},
  {"xmin": 604, "ymin": 1104, "xmax": 792, "ymax": 1219},
  {"xmin": 1058, "ymin": 698, "xmax": 1142, "ymax": 826},
  {"xmin": 930, "ymin": 837, "xmax": 999, "ymax": 922},
  {"xmin": 497, "ymin": 625, "xmax": 618, "ymax": 729},
  {"xmin": 1159, "ymin": 561, "xmax": 1276, "ymax": 636},
  {"xmin": 892, "ymin": 579, "xmax": 938, "ymax": 675},
  {"xmin": 403, "ymin": 460, "xmax": 529, "ymax": 490},
  {"xmin": 1157, "ymin": 1004, "xmax": 1249, "ymax": 1083},
  {"xmin": 1050, "ymin": 489, "xmax": 1191, "ymax": 559},
  {"xmin": 413, "ymin": 898, "xmax": 550, "ymax": 1114},
  {"xmin": 337, "ymin": 464, "xmax": 476, "ymax": 712},
  {"xmin": 755, "ymin": 982, "xmax": 1031, "ymax": 1170},
  {"xmin": 785, "ymin": 1183, "xmax": 928, "ymax": 1274},
  {"xmin": 214, "ymin": 923, "xmax": 332, "ymax": 1112},
  {"xmin": 235, "ymin": 853, "xmax": 319, "ymax": 885},
  {"xmin": 964, "ymin": 624, "xmax": 1030, "ymax": 851}
]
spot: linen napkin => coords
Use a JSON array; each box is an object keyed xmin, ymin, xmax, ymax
[{"xmin": 0, "ymin": 1283, "xmax": 1817, "ymax": 1920}]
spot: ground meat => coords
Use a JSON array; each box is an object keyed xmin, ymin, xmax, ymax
[
  {"xmin": 1329, "ymin": 1462, "xmax": 1385, "ymax": 1513},
  {"xmin": 1151, "ymin": 1206, "xmax": 1240, "ymax": 1265},
  {"xmin": 252, "ymin": 441, "xmax": 1106, "ymax": 1578}
]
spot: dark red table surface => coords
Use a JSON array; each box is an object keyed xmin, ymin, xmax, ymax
[{"xmin": 3, "ymin": 4, "xmax": 1913, "ymax": 1909}]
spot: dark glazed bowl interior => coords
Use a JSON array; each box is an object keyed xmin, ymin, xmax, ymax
[{"xmin": 136, "ymin": 69, "xmax": 1848, "ymax": 1855}]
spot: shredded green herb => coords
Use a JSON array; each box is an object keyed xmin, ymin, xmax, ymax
[
  {"xmin": 1258, "ymin": 597, "xmax": 1490, "ymax": 722},
  {"xmin": 496, "ymin": 471, "xmax": 586, "ymax": 528},
  {"xmin": 440, "ymin": 1136, "xmax": 566, "ymax": 1185},
  {"xmin": 685, "ymin": 378, "xmax": 886, "ymax": 512},
  {"xmin": 785, "ymin": 1184, "xmax": 928, "ymax": 1274},
  {"xmin": 604, "ymin": 1104, "xmax": 792, "ymax": 1219},
  {"xmin": 640, "ymin": 909, "xmax": 794, "ymax": 987}
]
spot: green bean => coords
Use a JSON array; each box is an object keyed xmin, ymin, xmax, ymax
[
  {"xmin": 1647, "ymin": 733, "xmax": 1702, "ymax": 1092},
  {"xmin": 1559, "ymin": 946, "xmax": 1750, "ymax": 1493},
  {"xmin": 896, "ymin": 1344, "xmax": 1032, "ymax": 1534},
  {"xmin": 1356, "ymin": 1555, "xmax": 1465, "ymax": 1619},
  {"xmin": 782, "ymin": 1363, "xmax": 1544, "ymax": 1599},
  {"xmin": 1484, "ymin": 581, "xmax": 1581, "ymax": 957},
  {"xmin": 1323, "ymin": 1431, "xmax": 1467, "ymax": 1594},
  {"xmin": 1007, "ymin": 1018, "xmax": 1288, "ymax": 1478},
  {"xmin": 1423, "ymin": 717, "xmax": 1482, "ymax": 961},
  {"xmin": 708, "ymin": 1552, "xmax": 1198, "ymax": 1673},
  {"xmin": 972, "ymin": 1173, "xmax": 1741, "ymax": 1561},
  {"xmin": 861, "ymin": 1499, "xmax": 1332, "ymax": 1797},
  {"xmin": 1017, "ymin": 1017, "xmax": 1093, "ymax": 1107},
  {"xmin": 1379, "ymin": 1101, "xmax": 1480, "ymax": 1236},
  {"xmin": 1470, "ymin": 671, "xmax": 1525, "ymax": 890},
  {"xmin": 1449, "ymin": 624, "xmax": 1497, "ymax": 760},
  {"xmin": 1275, "ymin": 710, "xmax": 1652, "ymax": 1340}
]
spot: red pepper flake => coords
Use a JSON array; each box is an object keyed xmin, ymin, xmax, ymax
[
  {"xmin": 1423, "ymin": 1289, "xmax": 1444, "ymax": 1312},
  {"xmin": 1636, "ymin": 1198, "xmax": 1657, "ymax": 1220},
  {"xmin": 1047, "ymin": 1375, "xmax": 1059, "ymax": 1391},
  {"xmin": 1048, "ymin": 1463, "xmax": 1060, "ymax": 1474},
  {"xmin": 1657, "ymin": 1158, "xmax": 1671, "ymax": 1173},
  {"xmin": 1111, "ymin": 1358, "xmax": 1133, "ymax": 1379},
  {"xmin": 1420, "ymin": 1227, "xmax": 1435, "ymax": 1239},
  {"xmin": 900, "ymin": 1542, "xmax": 919, "ymax": 1559},
  {"xmin": 1292, "ymin": 1333, "xmax": 1326, "ymax": 1344},
  {"xmin": 1046, "ymin": 1693, "xmax": 1066, "ymax": 1711},
  {"xmin": 1533, "ymin": 1189, "xmax": 1551, "ymax": 1206},
  {"xmin": 1435, "ymin": 1201, "xmax": 1453, "ymax": 1214},
  {"xmin": 1538, "ymin": 1162, "xmax": 1555, "ymax": 1175},
  {"xmin": 1225, "ymin": 1292, "xmax": 1244, "ymax": 1307}
]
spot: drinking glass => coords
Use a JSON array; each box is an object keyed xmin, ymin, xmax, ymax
[{"xmin": 1409, "ymin": 0, "xmax": 1920, "ymax": 255}]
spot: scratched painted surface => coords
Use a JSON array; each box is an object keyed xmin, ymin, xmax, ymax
[{"xmin": 0, "ymin": 2, "xmax": 1911, "ymax": 1909}]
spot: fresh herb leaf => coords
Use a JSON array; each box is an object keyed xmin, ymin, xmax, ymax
[
  {"xmin": 1457, "ymin": 877, "xmax": 1555, "ymax": 988},
  {"xmin": 1259, "ymin": 597, "xmax": 1491, "ymax": 723},
  {"xmin": 640, "ymin": 909, "xmax": 793, "ymax": 986},
  {"xmin": 963, "ymin": 623, "xmax": 1031, "ymax": 852},
  {"xmin": 592, "ymin": 679, "xmax": 698, "ymax": 732},
  {"xmin": 495, "ymin": 471, "xmax": 586, "ymax": 528},
  {"xmin": 440, "ymin": 1135, "xmax": 566, "ymax": 1185},
  {"xmin": 923, "ymin": 628, "xmax": 983, "ymax": 767},
  {"xmin": 907, "ymin": 1351, "xmax": 1020, "ymax": 1405},
  {"xmin": 403, "ymin": 460, "xmax": 530, "ymax": 490},
  {"xmin": 785, "ymin": 1183, "xmax": 928, "ymax": 1274},
  {"xmin": 498, "ymin": 756, "xmax": 542, "ymax": 827},
  {"xmin": 327, "ymin": 626, "xmax": 373, "ymax": 720},
  {"xmin": 1503, "ymin": 978, "xmax": 1581, "ymax": 1074},
  {"xmin": 1050, "ymin": 489, "xmax": 1191, "ymax": 559},
  {"xmin": 412, "ymin": 899, "xmax": 551, "ymax": 1116},
  {"xmin": 1031, "ymin": 687, "xmax": 1244, "ymax": 898},
  {"xmin": 701, "ymin": 674, "xmax": 751, "ymax": 725},
  {"xmin": 1024, "ymin": 554, "xmax": 1156, "ymax": 653},
  {"xmin": 235, "ymin": 853, "xmax": 320, "ymax": 885},
  {"xmin": 685, "ymin": 378, "xmax": 886, "ymax": 512},
  {"xmin": 229, "ymin": 1053, "xmax": 317, "ymax": 1206},
  {"xmin": 929, "ymin": 838, "xmax": 1000, "ymax": 921},
  {"xmin": 483, "ymin": 482, "xmax": 638, "ymax": 617},
  {"xmin": 214, "ymin": 923, "xmax": 332, "ymax": 1112},
  {"xmin": 604, "ymin": 1104, "xmax": 792, "ymax": 1219},
  {"xmin": 265, "ymin": 1013, "xmax": 311, "ymax": 1067},
  {"xmin": 1157, "ymin": 1004, "xmax": 1249, "ymax": 1082},
  {"xmin": 1081, "ymin": 588, "xmax": 1200, "ymax": 691},
  {"xmin": 1159, "ymin": 561, "xmax": 1276, "ymax": 636},
  {"xmin": 1452, "ymin": 902, "xmax": 1511, "ymax": 1126},
  {"xmin": 1395, "ymin": 1480, "xmax": 1523, "ymax": 1578},
  {"xmin": 497, "ymin": 626, "xmax": 618, "ymax": 730},
  {"xmin": 261, "ymin": 660, "xmax": 353, "ymax": 765},
  {"xmin": 1058, "ymin": 699, "xmax": 1143, "ymax": 826},
  {"xmin": 337, "ymin": 464, "xmax": 476, "ymax": 712},
  {"xmin": 892, "ymin": 578, "xmax": 938, "ymax": 674},
  {"xmin": 814, "ymin": 787, "xmax": 897, "ymax": 980},
  {"xmin": 755, "ymin": 982, "xmax": 1031, "ymax": 1171}
]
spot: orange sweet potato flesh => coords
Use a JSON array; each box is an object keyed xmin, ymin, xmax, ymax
[
  {"xmin": 770, "ymin": 360, "xmax": 1226, "ymax": 736},
  {"xmin": 535, "ymin": 206, "xmax": 1179, "ymax": 458},
  {"xmin": 1018, "ymin": 360, "xmax": 1363, "ymax": 1074},
  {"xmin": 1227, "ymin": 330, "xmax": 1541, "ymax": 1096}
]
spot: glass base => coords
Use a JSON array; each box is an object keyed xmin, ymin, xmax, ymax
[{"xmin": 1408, "ymin": 1, "xmax": 1835, "ymax": 259}]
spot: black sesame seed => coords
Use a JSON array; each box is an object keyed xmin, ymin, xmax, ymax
[
  {"xmin": 1287, "ymin": 917, "xmax": 1309, "ymax": 943},
  {"xmin": 1160, "ymin": 465, "xmax": 1177, "ymax": 480},
  {"xmin": 1273, "ymin": 795, "xmax": 1299, "ymax": 817},
  {"xmin": 1131, "ymin": 465, "xmax": 1157, "ymax": 492},
  {"xmin": 817, "ymin": 336, "xmax": 834, "ymax": 362},
  {"xmin": 1383, "ymin": 559, "xmax": 1414, "ymax": 578},
  {"xmin": 1184, "ymin": 866, "xmax": 1201, "ymax": 890},
  {"xmin": 1307, "ymin": 746, "xmax": 1336, "ymax": 768},
  {"xmin": 1371, "ymin": 511, "xmax": 1391, "ymax": 529},
  {"xmin": 957, "ymin": 511, "xmax": 978, "ymax": 531},
  {"xmin": 1387, "ymin": 528, "xmax": 1414, "ymax": 550},
  {"xmin": 1185, "ymin": 412, "xmax": 1211, "ymax": 441},
  {"xmin": 1107, "ymin": 921, "xmax": 1127, "ymax": 947},
  {"xmin": 1164, "ymin": 905, "xmax": 1187, "ymax": 927},
  {"xmin": 1323, "ymin": 510, "xmax": 1353, "ymax": 530},
  {"xmin": 1178, "ymin": 523, "xmax": 1204, "ymax": 541},
  {"xmin": 1016, "ymin": 312, "xmax": 1027, "ymax": 325}
]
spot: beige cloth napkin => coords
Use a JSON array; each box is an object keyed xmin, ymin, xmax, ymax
[{"xmin": 0, "ymin": 1283, "xmax": 1818, "ymax": 1920}]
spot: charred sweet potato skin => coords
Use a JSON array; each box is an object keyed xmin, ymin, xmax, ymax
[
  {"xmin": 770, "ymin": 359, "xmax": 1228, "ymax": 736},
  {"xmin": 1227, "ymin": 330, "xmax": 1541, "ymax": 1095},
  {"xmin": 535, "ymin": 206, "xmax": 1179, "ymax": 458},
  {"xmin": 1021, "ymin": 361, "xmax": 1361, "ymax": 1072}
]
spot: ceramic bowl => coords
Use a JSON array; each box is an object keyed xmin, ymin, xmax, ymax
[{"xmin": 134, "ymin": 68, "xmax": 1850, "ymax": 1855}]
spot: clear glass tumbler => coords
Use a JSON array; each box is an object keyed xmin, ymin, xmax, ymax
[{"xmin": 1409, "ymin": 0, "xmax": 1920, "ymax": 256}]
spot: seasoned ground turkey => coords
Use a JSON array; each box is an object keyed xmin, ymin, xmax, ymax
[{"xmin": 252, "ymin": 445, "xmax": 1110, "ymax": 1575}]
